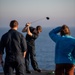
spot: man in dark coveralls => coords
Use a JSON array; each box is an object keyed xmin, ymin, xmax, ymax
[
  {"xmin": 0, "ymin": 20, "xmax": 27, "ymax": 75},
  {"xmin": 22, "ymin": 22, "xmax": 42, "ymax": 74}
]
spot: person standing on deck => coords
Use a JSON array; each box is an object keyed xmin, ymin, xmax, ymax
[
  {"xmin": 49, "ymin": 25, "xmax": 75, "ymax": 75},
  {"xmin": 0, "ymin": 20, "xmax": 27, "ymax": 75},
  {"xmin": 22, "ymin": 22, "xmax": 42, "ymax": 74}
]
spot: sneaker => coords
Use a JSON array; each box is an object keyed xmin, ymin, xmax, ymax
[
  {"xmin": 26, "ymin": 70, "xmax": 32, "ymax": 74},
  {"xmin": 35, "ymin": 69, "xmax": 42, "ymax": 73}
]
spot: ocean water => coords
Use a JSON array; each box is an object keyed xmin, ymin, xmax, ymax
[{"xmin": 0, "ymin": 27, "xmax": 75, "ymax": 72}]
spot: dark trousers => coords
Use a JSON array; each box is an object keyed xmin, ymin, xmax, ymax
[
  {"xmin": 25, "ymin": 45, "xmax": 39, "ymax": 71},
  {"xmin": 4, "ymin": 61, "xmax": 25, "ymax": 75},
  {"xmin": 55, "ymin": 64, "xmax": 74, "ymax": 75}
]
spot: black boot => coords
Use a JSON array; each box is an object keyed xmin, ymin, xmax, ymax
[
  {"xmin": 34, "ymin": 69, "xmax": 42, "ymax": 73},
  {"xmin": 26, "ymin": 70, "xmax": 32, "ymax": 74}
]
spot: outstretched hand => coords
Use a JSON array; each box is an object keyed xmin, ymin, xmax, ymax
[
  {"xmin": 25, "ymin": 22, "xmax": 31, "ymax": 27},
  {"xmin": 22, "ymin": 22, "xmax": 31, "ymax": 32}
]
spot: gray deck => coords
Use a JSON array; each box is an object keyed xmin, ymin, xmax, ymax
[{"xmin": 0, "ymin": 70, "xmax": 55, "ymax": 75}]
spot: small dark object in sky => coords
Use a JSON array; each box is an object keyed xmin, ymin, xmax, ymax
[
  {"xmin": 31, "ymin": 17, "xmax": 50, "ymax": 23},
  {"xmin": 46, "ymin": 17, "xmax": 50, "ymax": 20}
]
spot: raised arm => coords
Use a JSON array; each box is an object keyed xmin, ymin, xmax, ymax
[
  {"xmin": 49, "ymin": 27, "xmax": 61, "ymax": 43},
  {"xmin": 22, "ymin": 23, "xmax": 32, "ymax": 36},
  {"xmin": 22, "ymin": 26, "xmax": 28, "ymax": 32}
]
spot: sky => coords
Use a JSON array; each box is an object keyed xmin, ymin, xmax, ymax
[{"xmin": 0, "ymin": 0, "xmax": 75, "ymax": 28}]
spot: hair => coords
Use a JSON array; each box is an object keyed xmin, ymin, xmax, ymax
[
  {"xmin": 36, "ymin": 25, "xmax": 42, "ymax": 32},
  {"xmin": 60, "ymin": 24, "xmax": 70, "ymax": 36},
  {"xmin": 10, "ymin": 20, "xmax": 18, "ymax": 28}
]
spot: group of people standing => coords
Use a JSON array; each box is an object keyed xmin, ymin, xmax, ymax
[
  {"xmin": 0, "ymin": 20, "xmax": 42, "ymax": 75},
  {"xmin": 0, "ymin": 20, "xmax": 75, "ymax": 75}
]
